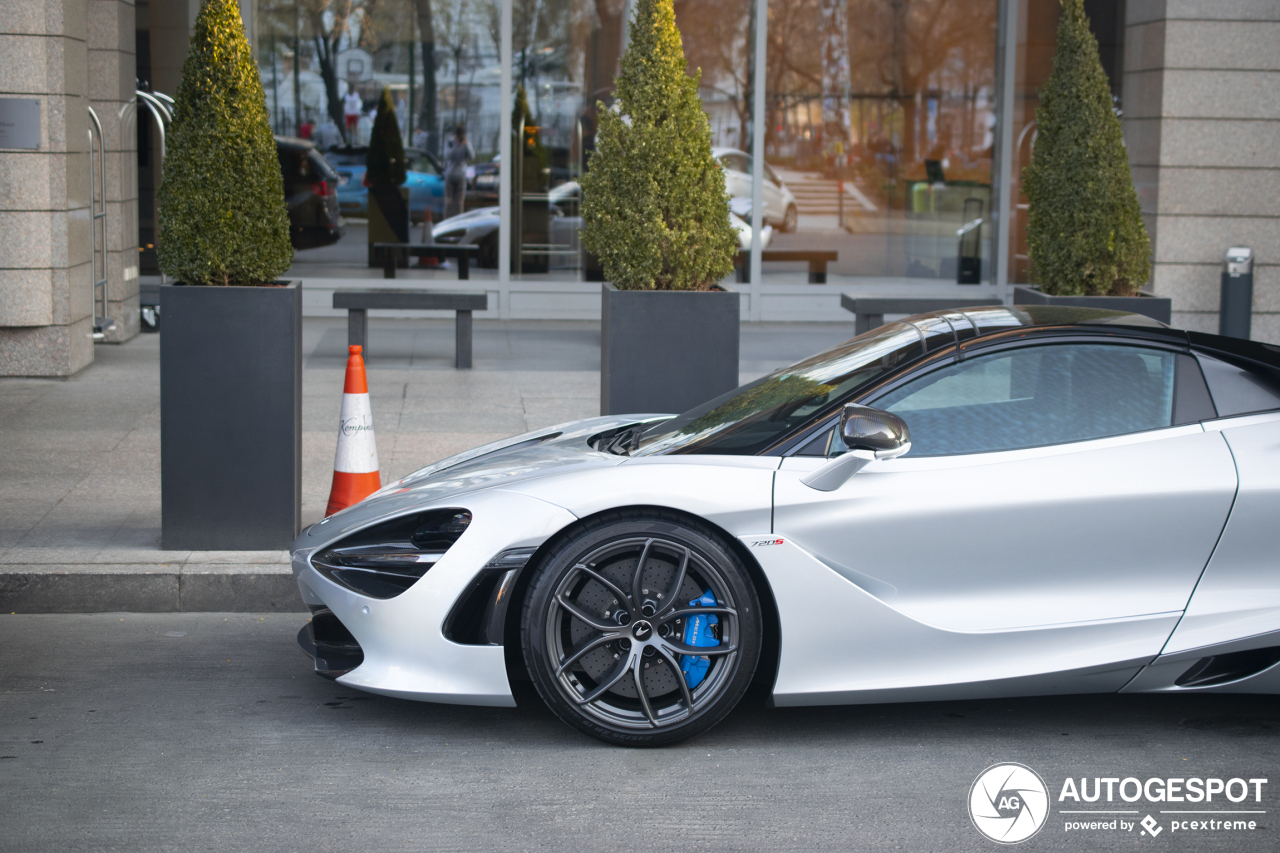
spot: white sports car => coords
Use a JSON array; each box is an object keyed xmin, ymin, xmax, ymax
[{"xmin": 293, "ymin": 306, "xmax": 1280, "ymax": 746}]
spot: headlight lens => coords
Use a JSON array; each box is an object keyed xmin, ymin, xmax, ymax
[{"xmin": 312, "ymin": 509, "xmax": 471, "ymax": 599}]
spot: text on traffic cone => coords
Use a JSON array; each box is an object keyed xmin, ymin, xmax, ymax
[{"xmin": 325, "ymin": 344, "xmax": 381, "ymax": 516}]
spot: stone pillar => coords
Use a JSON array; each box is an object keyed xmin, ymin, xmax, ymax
[
  {"xmin": 89, "ymin": 0, "xmax": 140, "ymax": 342},
  {"xmin": 0, "ymin": 0, "xmax": 95, "ymax": 376},
  {"xmin": 1124, "ymin": 0, "xmax": 1280, "ymax": 340}
]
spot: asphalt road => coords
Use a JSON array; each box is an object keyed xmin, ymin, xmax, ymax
[{"xmin": 2, "ymin": 613, "xmax": 1277, "ymax": 852}]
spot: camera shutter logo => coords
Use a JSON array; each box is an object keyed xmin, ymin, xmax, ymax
[{"xmin": 969, "ymin": 763, "xmax": 1051, "ymax": 844}]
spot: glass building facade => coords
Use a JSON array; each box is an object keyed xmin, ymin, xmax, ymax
[{"xmin": 251, "ymin": 0, "xmax": 1125, "ymax": 317}]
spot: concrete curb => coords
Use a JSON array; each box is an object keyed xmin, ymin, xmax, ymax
[{"xmin": 0, "ymin": 553, "xmax": 307, "ymax": 613}]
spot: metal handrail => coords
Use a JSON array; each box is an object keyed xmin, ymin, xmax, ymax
[
  {"xmin": 87, "ymin": 106, "xmax": 113, "ymax": 339},
  {"xmin": 136, "ymin": 90, "xmax": 170, "ymax": 163},
  {"xmin": 137, "ymin": 90, "xmax": 173, "ymax": 285}
]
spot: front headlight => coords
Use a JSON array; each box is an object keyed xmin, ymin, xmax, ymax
[{"xmin": 312, "ymin": 509, "xmax": 471, "ymax": 599}]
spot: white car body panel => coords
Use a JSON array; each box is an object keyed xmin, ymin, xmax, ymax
[
  {"xmin": 504, "ymin": 455, "xmax": 779, "ymax": 536},
  {"xmin": 295, "ymin": 489, "xmax": 577, "ymax": 706},
  {"xmin": 773, "ymin": 425, "xmax": 1237, "ymax": 633},
  {"xmin": 1164, "ymin": 411, "xmax": 1280, "ymax": 653},
  {"xmin": 752, "ymin": 536, "xmax": 1178, "ymax": 706}
]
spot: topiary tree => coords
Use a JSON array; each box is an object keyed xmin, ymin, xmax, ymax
[
  {"xmin": 1022, "ymin": 0, "xmax": 1150, "ymax": 296},
  {"xmin": 366, "ymin": 86, "xmax": 406, "ymax": 189},
  {"xmin": 579, "ymin": 0, "xmax": 737, "ymax": 291},
  {"xmin": 157, "ymin": 0, "xmax": 291, "ymax": 286}
]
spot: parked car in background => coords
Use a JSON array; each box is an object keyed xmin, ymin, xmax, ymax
[
  {"xmin": 714, "ymin": 147, "xmax": 799, "ymax": 233},
  {"xmin": 276, "ymin": 136, "xmax": 344, "ymax": 249},
  {"xmin": 431, "ymin": 182, "xmax": 771, "ymax": 270},
  {"xmin": 328, "ymin": 146, "xmax": 445, "ymax": 223}
]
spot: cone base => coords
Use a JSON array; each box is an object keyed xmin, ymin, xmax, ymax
[{"xmin": 326, "ymin": 470, "xmax": 383, "ymax": 517}]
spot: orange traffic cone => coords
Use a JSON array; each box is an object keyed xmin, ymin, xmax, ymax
[{"xmin": 325, "ymin": 345, "xmax": 381, "ymax": 516}]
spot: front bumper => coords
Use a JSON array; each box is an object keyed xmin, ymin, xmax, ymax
[{"xmin": 292, "ymin": 489, "xmax": 576, "ymax": 707}]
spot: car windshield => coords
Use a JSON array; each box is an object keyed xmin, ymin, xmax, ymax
[{"xmin": 632, "ymin": 322, "xmax": 929, "ymax": 456}]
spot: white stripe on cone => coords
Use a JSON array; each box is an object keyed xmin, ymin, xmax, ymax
[{"xmin": 334, "ymin": 392, "xmax": 379, "ymax": 474}]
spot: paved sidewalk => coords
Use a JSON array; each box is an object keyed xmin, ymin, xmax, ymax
[{"xmin": 0, "ymin": 318, "xmax": 857, "ymax": 612}]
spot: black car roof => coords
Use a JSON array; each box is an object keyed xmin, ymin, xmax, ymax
[{"xmin": 905, "ymin": 304, "xmax": 1280, "ymax": 372}]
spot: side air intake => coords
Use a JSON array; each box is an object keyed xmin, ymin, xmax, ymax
[{"xmin": 1174, "ymin": 646, "xmax": 1280, "ymax": 688}]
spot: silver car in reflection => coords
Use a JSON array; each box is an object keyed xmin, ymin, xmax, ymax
[
  {"xmin": 431, "ymin": 181, "xmax": 771, "ymax": 270},
  {"xmin": 293, "ymin": 306, "xmax": 1280, "ymax": 746}
]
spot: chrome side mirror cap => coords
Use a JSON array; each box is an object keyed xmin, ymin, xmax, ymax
[{"xmin": 801, "ymin": 405, "xmax": 911, "ymax": 492}]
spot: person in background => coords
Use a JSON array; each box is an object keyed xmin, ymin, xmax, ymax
[
  {"xmin": 443, "ymin": 124, "xmax": 474, "ymax": 220},
  {"xmin": 395, "ymin": 93, "xmax": 409, "ymax": 140},
  {"xmin": 298, "ymin": 115, "xmax": 313, "ymax": 140},
  {"xmin": 315, "ymin": 117, "xmax": 342, "ymax": 151},
  {"xmin": 411, "ymin": 126, "xmax": 429, "ymax": 150},
  {"xmin": 343, "ymin": 83, "xmax": 362, "ymax": 144}
]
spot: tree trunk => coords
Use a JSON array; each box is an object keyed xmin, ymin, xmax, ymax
[
  {"xmin": 314, "ymin": 35, "xmax": 344, "ymax": 127},
  {"xmin": 414, "ymin": 0, "xmax": 438, "ymax": 154}
]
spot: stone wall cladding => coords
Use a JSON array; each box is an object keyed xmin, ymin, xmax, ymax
[
  {"xmin": 1124, "ymin": 0, "xmax": 1280, "ymax": 342},
  {"xmin": 0, "ymin": 0, "xmax": 94, "ymax": 374}
]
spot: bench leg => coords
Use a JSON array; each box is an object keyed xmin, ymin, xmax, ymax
[
  {"xmin": 809, "ymin": 263, "xmax": 827, "ymax": 285},
  {"xmin": 855, "ymin": 312, "xmax": 883, "ymax": 337},
  {"xmin": 458, "ymin": 252, "xmax": 470, "ymax": 280},
  {"xmin": 383, "ymin": 250, "xmax": 397, "ymax": 279},
  {"xmin": 455, "ymin": 309, "xmax": 473, "ymax": 369},
  {"xmin": 348, "ymin": 308, "xmax": 368, "ymax": 352}
]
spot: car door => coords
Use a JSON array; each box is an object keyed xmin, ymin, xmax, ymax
[
  {"xmin": 770, "ymin": 341, "xmax": 1238, "ymax": 698},
  {"xmin": 717, "ymin": 152, "xmax": 750, "ymax": 200},
  {"xmin": 761, "ymin": 162, "xmax": 786, "ymax": 225}
]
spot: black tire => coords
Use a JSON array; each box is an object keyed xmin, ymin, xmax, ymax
[
  {"xmin": 521, "ymin": 509, "xmax": 762, "ymax": 747},
  {"xmin": 782, "ymin": 204, "xmax": 798, "ymax": 233}
]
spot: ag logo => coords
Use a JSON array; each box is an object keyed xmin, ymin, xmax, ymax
[{"xmin": 969, "ymin": 763, "xmax": 1050, "ymax": 844}]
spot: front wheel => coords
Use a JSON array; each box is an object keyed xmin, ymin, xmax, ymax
[
  {"xmin": 521, "ymin": 511, "xmax": 762, "ymax": 746},
  {"xmin": 782, "ymin": 204, "xmax": 798, "ymax": 233}
]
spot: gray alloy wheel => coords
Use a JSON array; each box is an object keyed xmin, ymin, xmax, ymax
[
  {"xmin": 782, "ymin": 204, "xmax": 798, "ymax": 233},
  {"xmin": 521, "ymin": 510, "xmax": 762, "ymax": 747}
]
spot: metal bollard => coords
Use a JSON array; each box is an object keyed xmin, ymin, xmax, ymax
[{"xmin": 1219, "ymin": 247, "xmax": 1254, "ymax": 339}]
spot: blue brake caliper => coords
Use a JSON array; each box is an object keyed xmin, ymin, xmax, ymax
[{"xmin": 680, "ymin": 589, "xmax": 720, "ymax": 689}]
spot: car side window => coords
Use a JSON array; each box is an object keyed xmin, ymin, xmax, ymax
[
  {"xmin": 277, "ymin": 149, "xmax": 308, "ymax": 195},
  {"xmin": 867, "ymin": 344, "xmax": 1178, "ymax": 457},
  {"xmin": 409, "ymin": 153, "xmax": 438, "ymax": 175}
]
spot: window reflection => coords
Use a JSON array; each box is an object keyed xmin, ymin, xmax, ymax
[
  {"xmin": 509, "ymin": 0, "xmax": 755, "ymax": 279},
  {"xmin": 764, "ymin": 0, "xmax": 998, "ymax": 285},
  {"xmin": 257, "ymin": 0, "xmax": 503, "ymax": 279}
]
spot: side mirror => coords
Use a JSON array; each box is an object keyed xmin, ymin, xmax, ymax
[{"xmin": 801, "ymin": 405, "xmax": 911, "ymax": 492}]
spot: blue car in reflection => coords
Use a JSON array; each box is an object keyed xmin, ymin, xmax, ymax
[{"xmin": 329, "ymin": 147, "xmax": 445, "ymax": 223}]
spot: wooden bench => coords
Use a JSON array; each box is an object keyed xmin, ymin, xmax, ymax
[
  {"xmin": 333, "ymin": 289, "xmax": 488, "ymax": 369},
  {"xmin": 373, "ymin": 243, "xmax": 480, "ymax": 280},
  {"xmin": 840, "ymin": 294, "xmax": 998, "ymax": 336},
  {"xmin": 736, "ymin": 250, "xmax": 839, "ymax": 284}
]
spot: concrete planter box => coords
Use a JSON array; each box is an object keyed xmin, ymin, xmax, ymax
[
  {"xmin": 160, "ymin": 282, "xmax": 302, "ymax": 550},
  {"xmin": 1013, "ymin": 285, "xmax": 1171, "ymax": 324},
  {"xmin": 600, "ymin": 283, "xmax": 740, "ymax": 416}
]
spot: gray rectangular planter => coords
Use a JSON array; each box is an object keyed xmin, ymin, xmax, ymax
[
  {"xmin": 601, "ymin": 284, "xmax": 740, "ymax": 416},
  {"xmin": 160, "ymin": 282, "xmax": 302, "ymax": 550},
  {"xmin": 1013, "ymin": 285, "xmax": 1171, "ymax": 324}
]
